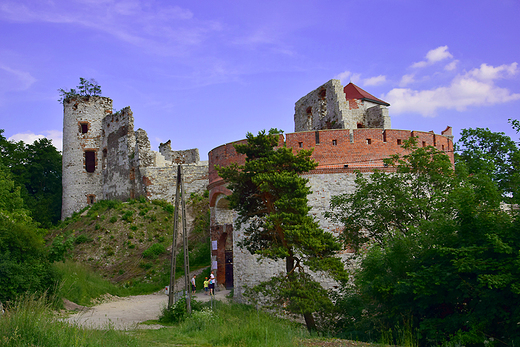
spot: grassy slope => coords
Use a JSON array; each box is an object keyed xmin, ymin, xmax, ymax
[{"xmin": 49, "ymin": 196, "xmax": 210, "ymax": 300}]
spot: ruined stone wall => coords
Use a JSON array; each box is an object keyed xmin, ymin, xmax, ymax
[
  {"xmin": 62, "ymin": 96, "xmax": 210, "ymax": 219},
  {"xmin": 159, "ymin": 141, "xmax": 200, "ymax": 164},
  {"xmin": 62, "ymin": 96, "xmax": 113, "ymax": 219},
  {"xmin": 294, "ymin": 79, "xmax": 350, "ymax": 132},
  {"xmin": 295, "ymin": 79, "xmax": 391, "ymax": 131},
  {"xmin": 140, "ymin": 162, "xmax": 208, "ymax": 202},
  {"xmin": 102, "ymin": 107, "xmax": 138, "ymax": 201}
]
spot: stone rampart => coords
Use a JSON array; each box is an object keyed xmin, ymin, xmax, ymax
[{"xmin": 208, "ymin": 127, "xmax": 454, "ymax": 298}]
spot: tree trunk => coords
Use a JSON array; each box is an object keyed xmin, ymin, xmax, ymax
[
  {"xmin": 286, "ymin": 255, "xmax": 294, "ymax": 274},
  {"xmin": 303, "ymin": 312, "xmax": 317, "ymax": 332}
]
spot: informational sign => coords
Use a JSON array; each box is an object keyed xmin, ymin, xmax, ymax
[
  {"xmin": 212, "ymin": 240, "xmax": 217, "ymax": 250},
  {"xmin": 212, "ymin": 260, "xmax": 218, "ymax": 270}
]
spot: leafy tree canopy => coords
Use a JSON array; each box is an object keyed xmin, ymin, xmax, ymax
[
  {"xmin": 0, "ymin": 130, "xmax": 62, "ymax": 227},
  {"xmin": 217, "ymin": 129, "xmax": 346, "ymax": 332},
  {"xmin": 456, "ymin": 126, "xmax": 520, "ymax": 203},
  {"xmin": 0, "ymin": 165, "xmax": 58, "ymax": 303},
  {"xmin": 327, "ymin": 138, "xmax": 519, "ymax": 345}
]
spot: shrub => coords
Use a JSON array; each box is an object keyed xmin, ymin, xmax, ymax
[
  {"xmin": 109, "ymin": 216, "xmax": 118, "ymax": 223},
  {"xmin": 142, "ymin": 243, "xmax": 165, "ymax": 259},
  {"xmin": 74, "ymin": 234, "xmax": 93, "ymax": 244},
  {"xmin": 121, "ymin": 210, "xmax": 134, "ymax": 223}
]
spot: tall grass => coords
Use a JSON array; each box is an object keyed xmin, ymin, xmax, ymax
[
  {"xmin": 0, "ymin": 294, "xmax": 140, "ymax": 347},
  {"xmin": 137, "ymin": 301, "xmax": 309, "ymax": 346},
  {"xmin": 53, "ymin": 260, "xmax": 129, "ymax": 306}
]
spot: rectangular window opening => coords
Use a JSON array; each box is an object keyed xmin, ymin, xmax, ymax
[
  {"xmin": 422, "ymin": 141, "xmax": 426, "ymax": 147},
  {"xmin": 315, "ymin": 131, "xmax": 320, "ymax": 145},
  {"xmin": 87, "ymin": 195, "xmax": 96, "ymax": 205},
  {"xmin": 80, "ymin": 123, "xmax": 88, "ymax": 134},
  {"xmin": 332, "ymin": 139, "xmax": 337, "ymax": 146},
  {"xmin": 298, "ymin": 142, "xmax": 303, "ymax": 148},
  {"xmin": 366, "ymin": 138, "xmax": 372, "ymax": 145},
  {"xmin": 397, "ymin": 139, "xmax": 402, "ymax": 145},
  {"xmin": 85, "ymin": 151, "xmax": 96, "ymax": 173}
]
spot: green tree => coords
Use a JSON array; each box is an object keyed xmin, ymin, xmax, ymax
[
  {"xmin": 327, "ymin": 138, "xmax": 457, "ymax": 251},
  {"xmin": 0, "ymin": 130, "xmax": 62, "ymax": 227},
  {"xmin": 217, "ymin": 129, "xmax": 346, "ymax": 332},
  {"xmin": 327, "ymin": 140, "xmax": 520, "ymax": 345},
  {"xmin": 0, "ymin": 165, "xmax": 58, "ymax": 303},
  {"xmin": 456, "ymin": 127, "xmax": 520, "ymax": 203}
]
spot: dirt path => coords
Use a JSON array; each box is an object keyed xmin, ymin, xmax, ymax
[{"xmin": 66, "ymin": 268, "xmax": 230, "ymax": 330}]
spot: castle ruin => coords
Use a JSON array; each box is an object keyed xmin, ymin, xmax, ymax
[
  {"xmin": 61, "ymin": 79, "xmax": 454, "ymax": 299},
  {"xmin": 61, "ymin": 96, "xmax": 208, "ymax": 219},
  {"xmin": 208, "ymin": 79, "xmax": 453, "ymax": 297}
]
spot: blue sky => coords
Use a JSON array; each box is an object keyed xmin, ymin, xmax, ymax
[{"xmin": 1, "ymin": 0, "xmax": 519, "ymax": 160}]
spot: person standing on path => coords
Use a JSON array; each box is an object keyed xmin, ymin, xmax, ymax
[
  {"xmin": 203, "ymin": 277, "xmax": 209, "ymax": 295},
  {"xmin": 209, "ymin": 271, "xmax": 215, "ymax": 296},
  {"xmin": 191, "ymin": 275, "xmax": 197, "ymax": 294}
]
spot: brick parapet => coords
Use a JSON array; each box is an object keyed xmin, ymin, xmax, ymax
[{"xmin": 208, "ymin": 128, "xmax": 454, "ymax": 194}]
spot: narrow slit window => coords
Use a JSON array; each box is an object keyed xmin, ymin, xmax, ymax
[
  {"xmin": 315, "ymin": 131, "xmax": 320, "ymax": 144},
  {"xmin": 85, "ymin": 151, "xmax": 96, "ymax": 173},
  {"xmin": 332, "ymin": 139, "xmax": 337, "ymax": 146}
]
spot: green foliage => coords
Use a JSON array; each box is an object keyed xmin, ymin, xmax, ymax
[
  {"xmin": 0, "ymin": 294, "xmax": 140, "ymax": 346},
  {"xmin": 151, "ymin": 199, "xmax": 174, "ymax": 214},
  {"xmin": 146, "ymin": 301, "xmax": 308, "ymax": 347},
  {"xmin": 53, "ymin": 261, "xmax": 128, "ymax": 306},
  {"xmin": 48, "ymin": 234, "xmax": 75, "ymax": 262},
  {"xmin": 159, "ymin": 297, "xmax": 204, "ymax": 324},
  {"xmin": 0, "ymin": 130, "xmax": 62, "ymax": 227},
  {"xmin": 456, "ymin": 127, "xmax": 520, "ymax": 203},
  {"xmin": 74, "ymin": 234, "xmax": 93, "ymax": 244},
  {"xmin": 109, "ymin": 216, "xmax": 118, "ymax": 223},
  {"xmin": 0, "ymin": 165, "xmax": 59, "ymax": 303},
  {"xmin": 328, "ymin": 139, "xmax": 520, "ymax": 345},
  {"xmin": 58, "ymin": 77, "xmax": 102, "ymax": 103},
  {"xmin": 142, "ymin": 243, "xmax": 166, "ymax": 259},
  {"xmin": 121, "ymin": 210, "xmax": 134, "ymax": 222},
  {"xmin": 217, "ymin": 129, "xmax": 346, "ymax": 332}
]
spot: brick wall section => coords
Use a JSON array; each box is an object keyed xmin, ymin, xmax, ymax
[{"xmin": 208, "ymin": 128, "xmax": 455, "ymax": 200}]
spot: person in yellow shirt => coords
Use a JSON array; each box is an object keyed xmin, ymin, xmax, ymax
[{"xmin": 203, "ymin": 277, "xmax": 209, "ymax": 295}]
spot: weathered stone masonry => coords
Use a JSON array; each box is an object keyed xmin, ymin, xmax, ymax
[
  {"xmin": 208, "ymin": 79, "xmax": 454, "ymax": 298},
  {"xmin": 61, "ymin": 96, "xmax": 208, "ymax": 219}
]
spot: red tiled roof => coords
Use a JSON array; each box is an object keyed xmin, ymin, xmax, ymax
[{"xmin": 343, "ymin": 82, "xmax": 390, "ymax": 106}]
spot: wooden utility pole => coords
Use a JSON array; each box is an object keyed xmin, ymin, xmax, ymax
[
  {"xmin": 168, "ymin": 165, "xmax": 182, "ymax": 309},
  {"xmin": 167, "ymin": 165, "xmax": 191, "ymax": 314},
  {"xmin": 180, "ymin": 165, "xmax": 191, "ymax": 314}
]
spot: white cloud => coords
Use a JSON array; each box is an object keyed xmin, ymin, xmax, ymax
[
  {"xmin": 0, "ymin": 63, "xmax": 36, "ymax": 91},
  {"xmin": 335, "ymin": 70, "xmax": 352, "ymax": 84},
  {"xmin": 0, "ymin": 0, "xmax": 216, "ymax": 56},
  {"xmin": 8, "ymin": 130, "xmax": 63, "ymax": 151},
  {"xmin": 384, "ymin": 62, "xmax": 520, "ymax": 116},
  {"xmin": 412, "ymin": 46, "xmax": 453, "ymax": 68},
  {"xmin": 363, "ymin": 75, "xmax": 386, "ymax": 86},
  {"xmin": 444, "ymin": 60, "xmax": 458, "ymax": 71},
  {"xmin": 399, "ymin": 74, "xmax": 415, "ymax": 87},
  {"xmin": 468, "ymin": 62, "xmax": 518, "ymax": 81}
]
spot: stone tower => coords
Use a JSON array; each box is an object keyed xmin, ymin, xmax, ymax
[
  {"xmin": 62, "ymin": 96, "xmax": 113, "ymax": 218},
  {"xmin": 294, "ymin": 79, "xmax": 391, "ymax": 132}
]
